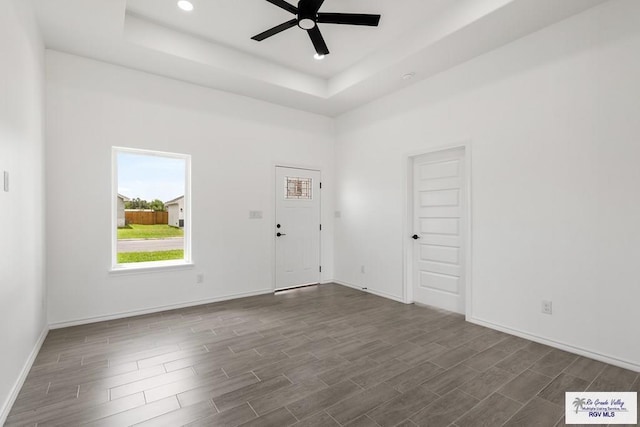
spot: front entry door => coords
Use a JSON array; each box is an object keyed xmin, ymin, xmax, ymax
[
  {"xmin": 275, "ymin": 167, "xmax": 321, "ymax": 290},
  {"xmin": 412, "ymin": 147, "xmax": 467, "ymax": 313}
]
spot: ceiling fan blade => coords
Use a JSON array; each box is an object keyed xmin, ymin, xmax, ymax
[
  {"xmin": 265, "ymin": 0, "xmax": 298, "ymax": 14},
  {"xmin": 251, "ymin": 19, "xmax": 297, "ymax": 41},
  {"xmin": 317, "ymin": 13, "xmax": 381, "ymax": 26},
  {"xmin": 307, "ymin": 26, "xmax": 330, "ymax": 56}
]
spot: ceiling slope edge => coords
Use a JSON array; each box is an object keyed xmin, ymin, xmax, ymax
[
  {"xmin": 124, "ymin": 12, "xmax": 329, "ymax": 98},
  {"xmin": 36, "ymin": 0, "xmax": 610, "ymax": 117},
  {"xmin": 326, "ymin": 0, "xmax": 609, "ymax": 116}
]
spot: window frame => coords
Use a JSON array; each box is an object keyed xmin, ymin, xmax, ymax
[{"xmin": 111, "ymin": 146, "xmax": 192, "ymax": 272}]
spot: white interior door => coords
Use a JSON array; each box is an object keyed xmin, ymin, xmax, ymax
[
  {"xmin": 275, "ymin": 167, "xmax": 321, "ymax": 290},
  {"xmin": 412, "ymin": 148, "xmax": 467, "ymax": 313}
]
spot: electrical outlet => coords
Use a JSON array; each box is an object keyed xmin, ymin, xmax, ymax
[
  {"xmin": 196, "ymin": 274, "xmax": 204, "ymax": 284},
  {"xmin": 361, "ymin": 265, "xmax": 365, "ymax": 274},
  {"xmin": 3, "ymin": 171, "xmax": 8, "ymax": 192},
  {"xmin": 542, "ymin": 300, "xmax": 553, "ymax": 315}
]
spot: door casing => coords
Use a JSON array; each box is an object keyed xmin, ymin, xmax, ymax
[
  {"xmin": 403, "ymin": 142, "xmax": 473, "ymax": 318},
  {"xmin": 272, "ymin": 163, "xmax": 322, "ymax": 292}
]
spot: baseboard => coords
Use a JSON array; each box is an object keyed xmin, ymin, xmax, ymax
[
  {"xmin": 333, "ymin": 280, "xmax": 407, "ymax": 304},
  {"xmin": 49, "ymin": 289, "xmax": 274, "ymax": 329},
  {"xmin": 333, "ymin": 281, "xmax": 639, "ymax": 372},
  {"xmin": 469, "ymin": 316, "xmax": 640, "ymax": 373},
  {"xmin": 0, "ymin": 325, "xmax": 49, "ymax": 425}
]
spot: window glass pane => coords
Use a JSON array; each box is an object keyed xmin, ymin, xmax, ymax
[
  {"xmin": 116, "ymin": 150, "xmax": 188, "ymax": 265},
  {"xmin": 285, "ymin": 177, "xmax": 312, "ymax": 199}
]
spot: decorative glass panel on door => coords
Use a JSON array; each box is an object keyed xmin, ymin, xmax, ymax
[{"xmin": 285, "ymin": 177, "xmax": 312, "ymax": 199}]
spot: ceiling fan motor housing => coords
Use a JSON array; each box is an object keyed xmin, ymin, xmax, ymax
[
  {"xmin": 297, "ymin": 0, "xmax": 317, "ymax": 29},
  {"xmin": 251, "ymin": 0, "xmax": 381, "ymax": 57}
]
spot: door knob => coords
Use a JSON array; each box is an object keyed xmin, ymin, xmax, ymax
[
  {"xmin": 412, "ymin": 234, "xmax": 420, "ymax": 240},
  {"xmin": 277, "ymin": 232, "xmax": 287, "ymax": 237}
]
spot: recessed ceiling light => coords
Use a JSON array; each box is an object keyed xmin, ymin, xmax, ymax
[
  {"xmin": 177, "ymin": 1, "xmax": 194, "ymax": 12},
  {"xmin": 314, "ymin": 53, "xmax": 325, "ymax": 61},
  {"xmin": 402, "ymin": 72, "xmax": 416, "ymax": 80}
]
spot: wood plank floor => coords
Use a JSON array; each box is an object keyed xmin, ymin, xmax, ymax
[{"xmin": 6, "ymin": 284, "xmax": 638, "ymax": 426}]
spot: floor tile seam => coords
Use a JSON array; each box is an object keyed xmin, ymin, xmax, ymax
[
  {"xmin": 283, "ymin": 406, "xmax": 299, "ymax": 422},
  {"xmin": 570, "ymin": 361, "xmax": 608, "ymax": 388},
  {"xmin": 368, "ymin": 394, "xmax": 434, "ymax": 427},
  {"xmin": 497, "ymin": 375, "xmax": 565, "ymax": 427},
  {"xmin": 447, "ymin": 386, "xmax": 523, "ymax": 426},
  {"xmin": 449, "ymin": 387, "xmax": 492, "ymax": 422},
  {"xmin": 283, "ymin": 379, "xmax": 366, "ymax": 424},
  {"xmin": 542, "ymin": 369, "xmax": 597, "ymax": 404},
  {"xmin": 47, "ymin": 362, "xmax": 162, "ymax": 388},
  {"xmin": 514, "ymin": 368, "xmax": 557, "ymax": 401},
  {"xmin": 322, "ymin": 384, "xmax": 402, "ymax": 426},
  {"xmin": 529, "ymin": 361, "xmax": 576, "ymax": 379},
  {"xmin": 496, "ymin": 348, "xmax": 553, "ymax": 376},
  {"xmin": 358, "ymin": 414, "xmax": 383, "ymax": 427},
  {"xmin": 41, "ymin": 391, "xmax": 150, "ymax": 426},
  {"xmin": 323, "ymin": 409, "xmax": 344, "ymax": 427},
  {"xmin": 461, "ymin": 346, "xmax": 520, "ymax": 372},
  {"xmin": 246, "ymin": 401, "xmax": 259, "ymax": 418},
  {"xmin": 106, "ymin": 366, "xmax": 196, "ymax": 401}
]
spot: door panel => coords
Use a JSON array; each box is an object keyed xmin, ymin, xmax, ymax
[
  {"xmin": 275, "ymin": 167, "xmax": 321, "ymax": 290},
  {"xmin": 421, "ymin": 189, "xmax": 460, "ymax": 207},
  {"xmin": 421, "ymin": 218, "xmax": 460, "ymax": 235},
  {"xmin": 412, "ymin": 148, "xmax": 466, "ymax": 313},
  {"xmin": 420, "ymin": 245, "xmax": 460, "ymax": 265},
  {"xmin": 420, "ymin": 271, "xmax": 460, "ymax": 294},
  {"xmin": 419, "ymin": 160, "xmax": 460, "ymax": 180}
]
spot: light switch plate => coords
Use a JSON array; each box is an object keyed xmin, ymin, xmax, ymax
[
  {"xmin": 3, "ymin": 171, "xmax": 8, "ymax": 192},
  {"xmin": 249, "ymin": 210, "xmax": 263, "ymax": 219}
]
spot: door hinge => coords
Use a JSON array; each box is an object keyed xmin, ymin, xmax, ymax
[
  {"xmin": 319, "ymin": 266, "xmax": 322, "ymax": 273},
  {"xmin": 320, "ymin": 182, "xmax": 322, "ymax": 189},
  {"xmin": 319, "ymin": 224, "xmax": 322, "ymax": 231}
]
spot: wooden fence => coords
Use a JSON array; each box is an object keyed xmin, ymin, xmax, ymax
[{"xmin": 125, "ymin": 210, "xmax": 168, "ymax": 225}]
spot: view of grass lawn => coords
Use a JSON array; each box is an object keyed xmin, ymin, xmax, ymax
[
  {"xmin": 117, "ymin": 224, "xmax": 183, "ymax": 239},
  {"xmin": 117, "ymin": 250, "xmax": 184, "ymax": 263}
]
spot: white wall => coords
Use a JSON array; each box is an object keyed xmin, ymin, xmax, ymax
[
  {"xmin": 0, "ymin": 0, "xmax": 47, "ymax": 421},
  {"xmin": 46, "ymin": 51, "xmax": 335, "ymax": 325},
  {"xmin": 335, "ymin": 0, "xmax": 640, "ymax": 369}
]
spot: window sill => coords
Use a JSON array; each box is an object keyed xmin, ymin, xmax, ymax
[{"xmin": 109, "ymin": 261, "xmax": 195, "ymax": 276}]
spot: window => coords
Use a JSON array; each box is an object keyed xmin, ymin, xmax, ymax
[
  {"xmin": 285, "ymin": 176, "xmax": 313, "ymax": 199},
  {"xmin": 112, "ymin": 147, "xmax": 191, "ymax": 269}
]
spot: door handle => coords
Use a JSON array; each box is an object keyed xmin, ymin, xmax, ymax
[
  {"xmin": 411, "ymin": 234, "xmax": 420, "ymax": 240},
  {"xmin": 277, "ymin": 232, "xmax": 287, "ymax": 237}
]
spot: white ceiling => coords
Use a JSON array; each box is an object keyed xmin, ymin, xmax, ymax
[
  {"xmin": 126, "ymin": 0, "xmax": 450, "ymax": 79},
  {"xmin": 34, "ymin": 0, "xmax": 608, "ymax": 116}
]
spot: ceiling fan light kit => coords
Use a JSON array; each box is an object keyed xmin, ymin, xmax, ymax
[
  {"xmin": 252, "ymin": 0, "xmax": 381, "ymax": 58},
  {"xmin": 297, "ymin": 0, "xmax": 317, "ymax": 29}
]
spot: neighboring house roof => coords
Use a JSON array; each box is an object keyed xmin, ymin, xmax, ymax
[
  {"xmin": 117, "ymin": 193, "xmax": 130, "ymax": 202},
  {"xmin": 165, "ymin": 195, "xmax": 184, "ymax": 205}
]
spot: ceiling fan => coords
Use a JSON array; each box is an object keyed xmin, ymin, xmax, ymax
[{"xmin": 251, "ymin": 0, "xmax": 381, "ymax": 57}]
